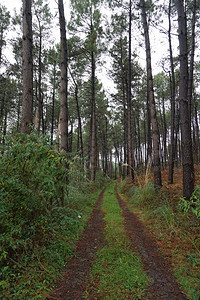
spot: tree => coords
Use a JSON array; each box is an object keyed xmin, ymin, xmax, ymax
[
  {"xmin": 47, "ymin": 46, "xmax": 60, "ymax": 144},
  {"xmin": 69, "ymin": 0, "xmax": 104, "ymax": 180},
  {"xmin": 0, "ymin": 4, "xmax": 10, "ymax": 66},
  {"xmin": 58, "ymin": 0, "xmax": 68, "ymax": 153},
  {"xmin": 188, "ymin": 0, "xmax": 197, "ymax": 125},
  {"xmin": 174, "ymin": 0, "xmax": 194, "ymax": 199},
  {"xmin": 127, "ymin": 0, "xmax": 134, "ymax": 181},
  {"xmin": 140, "ymin": 0, "xmax": 162, "ymax": 187},
  {"xmin": 168, "ymin": 0, "xmax": 176, "ymax": 184},
  {"xmin": 33, "ymin": 0, "xmax": 53, "ymax": 133},
  {"xmin": 109, "ymin": 12, "xmax": 128, "ymax": 179},
  {"xmin": 21, "ymin": 0, "xmax": 33, "ymax": 134}
]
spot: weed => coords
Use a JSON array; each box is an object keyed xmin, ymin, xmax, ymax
[
  {"xmin": 178, "ymin": 187, "xmax": 200, "ymax": 219},
  {"xmin": 128, "ymin": 182, "xmax": 156, "ymax": 208}
]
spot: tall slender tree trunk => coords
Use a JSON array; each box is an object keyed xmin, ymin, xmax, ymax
[
  {"xmin": 119, "ymin": 37, "xmax": 127, "ymax": 179},
  {"xmin": 36, "ymin": 28, "xmax": 43, "ymax": 133},
  {"xmin": 69, "ymin": 69, "xmax": 84, "ymax": 159},
  {"xmin": 146, "ymin": 93, "xmax": 152, "ymax": 163},
  {"xmin": 168, "ymin": 0, "xmax": 176, "ymax": 184},
  {"xmin": 194, "ymin": 95, "xmax": 199, "ymax": 163},
  {"xmin": 21, "ymin": 0, "xmax": 33, "ymax": 134},
  {"xmin": 51, "ymin": 61, "xmax": 56, "ymax": 144},
  {"xmin": 75, "ymin": 85, "xmax": 84, "ymax": 158},
  {"xmin": 162, "ymin": 96, "xmax": 167, "ymax": 167},
  {"xmin": 174, "ymin": 0, "xmax": 194, "ymax": 199},
  {"xmin": 90, "ymin": 47, "xmax": 96, "ymax": 181},
  {"xmin": 127, "ymin": 0, "xmax": 134, "ymax": 182},
  {"xmin": 0, "ymin": 31, "xmax": 3, "ymax": 66},
  {"xmin": 58, "ymin": 0, "xmax": 68, "ymax": 152},
  {"xmin": 188, "ymin": 0, "xmax": 196, "ymax": 125},
  {"xmin": 140, "ymin": 0, "xmax": 162, "ymax": 187}
]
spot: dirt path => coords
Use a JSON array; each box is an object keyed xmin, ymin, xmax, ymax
[
  {"xmin": 115, "ymin": 185, "xmax": 187, "ymax": 299},
  {"xmin": 48, "ymin": 188, "xmax": 106, "ymax": 299},
  {"xmin": 48, "ymin": 185, "xmax": 188, "ymax": 299}
]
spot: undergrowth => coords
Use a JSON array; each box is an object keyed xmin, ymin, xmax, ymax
[
  {"xmin": 86, "ymin": 183, "xmax": 150, "ymax": 299},
  {"xmin": 0, "ymin": 132, "xmax": 109, "ymax": 299},
  {"xmin": 118, "ymin": 173, "xmax": 200, "ymax": 300}
]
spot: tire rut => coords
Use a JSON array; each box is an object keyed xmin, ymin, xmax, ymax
[
  {"xmin": 115, "ymin": 185, "xmax": 188, "ymax": 300},
  {"xmin": 47, "ymin": 188, "xmax": 106, "ymax": 299}
]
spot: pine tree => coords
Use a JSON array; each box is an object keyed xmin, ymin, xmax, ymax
[{"xmin": 21, "ymin": 0, "xmax": 33, "ymax": 134}]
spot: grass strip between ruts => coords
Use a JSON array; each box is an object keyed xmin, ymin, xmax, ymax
[{"xmin": 85, "ymin": 183, "xmax": 151, "ymax": 299}]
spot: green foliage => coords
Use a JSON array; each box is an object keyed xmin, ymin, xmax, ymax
[
  {"xmin": 178, "ymin": 187, "xmax": 200, "ymax": 218},
  {"xmin": 0, "ymin": 132, "xmax": 100, "ymax": 298},
  {"xmin": 117, "ymin": 178, "xmax": 130, "ymax": 194},
  {"xmin": 121, "ymin": 182, "xmax": 156, "ymax": 208},
  {"xmin": 121, "ymin": 179, "xmax": 200, "ymax": 299}
]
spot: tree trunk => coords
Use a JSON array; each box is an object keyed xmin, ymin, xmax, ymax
[
  {"xmin": 51, "ymin": 61, "xmax": 56, "ymax": 144},
  {"xmin": 188, "ymin": 0, "xmax": 196, "ymax": 125},
  {"xmin": 58, "ymin": 0, "xmax": 68, "ymax": 153},
  {"xmin": 146, "ymin": 93, "xmax": 152, "ymax": 162},
  {"xmin": 127, "ymin": 0, "xmax": 134, "ymax": 182},
  {"xmin": 140, "ymin": 0, "xmax": 162, "ymax": 187},
  {"xmin": 21, "ymin": 0, "xmax": 33, "ymax": 134},
  {"xmin": 168, "ymin": 0, "xmax": 176, "ymax": 184},
  {"xmin": 194, "ymin": 94, "xmax": 199, "ymax": 163},
  {"xmin": 90, "ymin": 48, "xmax": 96, "ymax": 181},
  {"xmin": 175, "ymin": 0, "xmax": 194, "ymax": 199},
  {"xmin": 119, "ymin": 37, "xmax": 128, "ymax": 180},
  {"xmin": 0, "ymin": 31, "xmax": 3, "ymax": 66},
  {"xmin": 75, "ymin": 85, "xmax": 84, "ymax": 158},
  {"xmin": 162, "ymin": 96, "xmax": 167, "ymax": 167},
  {"xmin": 36, "ymin": 24, "xmax": 43, "ymax": 133}
]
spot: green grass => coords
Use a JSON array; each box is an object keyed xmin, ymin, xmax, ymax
[
  {"xmin": 86, "ymin": 183, "xmax": 150, "ymax": 299},
  {"xmin": 119, "ymin": 181, "xmax": 200, "ymax": 300}
]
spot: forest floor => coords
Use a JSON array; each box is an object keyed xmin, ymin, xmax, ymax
[{"xmin": 47, "ymin": 168, "xmax": 200, "ymax": 299}]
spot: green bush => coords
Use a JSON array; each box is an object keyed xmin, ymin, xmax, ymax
[
  {"xmin": 0, "ymin": 132, "xmax": 109, "ymax": 298},
  {"xmin": 0, "ymin": 132, "xmax": 92, "ymax": 298},
  {"xmin": 0, "ymin": 132, "xmax": 68, "ymax": 250}
]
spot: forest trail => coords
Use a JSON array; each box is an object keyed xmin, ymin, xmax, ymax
[{"xmin": 48, "ymin": 184, "xmax": 187, "ymax": 300}]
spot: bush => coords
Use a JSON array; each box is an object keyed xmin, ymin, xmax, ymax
[
  {"xmin": 0, "ymin": 132, "xmax": 82, "ymax": 297},
  {"xmin": 0, "ymin": 132, "xmax": 68, "ymax": 251},
  {"xmin": 0, "ymin": 132, "xmax": 109, "ymax": 298}
]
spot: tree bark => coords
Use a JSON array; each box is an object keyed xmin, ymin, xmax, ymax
[
  {"xmin": 168, "ymin": 0, "xmax": 176, "ymax": 184},
  {"xmin": 21, "ymin": 0, "xmax": 33, "ymax": 134},
  {"xmin": 175, "ymin": 0, "xmax": 194, "ymax": 199},
  {"xmin": 140, "ymin": 0, "xmax": 162, "ymax": 187},
  {"xmin": 51, "ymin": 60, "xmax": 56, "ymax": 144},
  {"xmin": 127, "ymin": 0, "xmax": 134, "ymax": 182},
  {"xmin": 58, "ymin": 0, "xmax": 68, "ymax": 153},
  {"xmin": 119, "ymin": 38, "xmax": 128, "ymax": 180},
  {"xmin": 90, "ymin": 48, "xmax": 96, "ymax": 181},
  {"xmin": 75, "ymin": 85, "xmax": 84, "ymax": 158},
  {"xmin": 188, "ymin": 0, "xmax": 196, "ymax": 125}
]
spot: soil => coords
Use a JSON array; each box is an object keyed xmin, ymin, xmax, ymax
[
  {"xmin": 48, "ymin": 185, "xmax": 188, "ymax": 299},
  {"xmin": 47, "ymin": 188, "xmax": 106, "ymax": 299}
]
